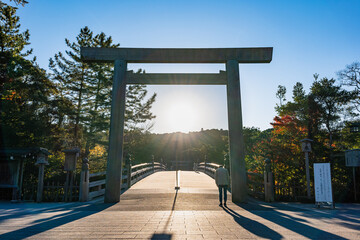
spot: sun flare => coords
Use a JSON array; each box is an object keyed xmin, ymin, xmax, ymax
[{"xmin": 165, "ymin": 100, "xmax": 199, "ymax": 133}]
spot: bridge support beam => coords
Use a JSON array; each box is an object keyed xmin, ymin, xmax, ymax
[
  {"xmin": 105, "ymin": 59, "xmax": 127, "ymax": 203},
  {"xmin": 226, "ymin": 60, "xmax": 248, "ymax": 203}
]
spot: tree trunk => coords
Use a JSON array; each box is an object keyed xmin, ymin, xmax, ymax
[{"xmin": 74, "ymin": 69, "xmax": 85, "ymax": 146}]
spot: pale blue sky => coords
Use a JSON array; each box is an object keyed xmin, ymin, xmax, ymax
[{"xmin": 15, "ymin": 0, "xmax": 360, "ymax": 133}]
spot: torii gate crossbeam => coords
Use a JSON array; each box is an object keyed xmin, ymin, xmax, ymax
[{"xmin": 81, "ymin": 47, "xmax": 273, "ymax": 203}]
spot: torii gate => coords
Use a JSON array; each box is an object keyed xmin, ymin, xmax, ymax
[{"xmin": 81, "ymin": 47, "xmax": 273, "ymax": 203}]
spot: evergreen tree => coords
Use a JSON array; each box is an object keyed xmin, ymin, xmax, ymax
[
  {"xmin": 0, "ymin": 4, "xmax": 56, "ymax": 147},
  {"xmin": 275, "ymin": 85, "xmax": 286, "ymax": 108},
  {"xmin": 310, "ymin": 75, "xmax": 354, "ymax": 151},
  {"xmin": 49, "ymin": 27, "xmax": 95, "ymax": 148},
  {"xmin": 126, "ymin": 71, "xmax": 157, "ymax": 131},
  {"xmin": 337, "ymin": 62, "xmax": 360, "ymax": 112},
  {"xmin": 49, "ymin": 27, "xmax": 157, "ymax": 157}
]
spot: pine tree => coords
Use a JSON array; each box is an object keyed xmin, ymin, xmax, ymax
[
  {"xmin": 0, "ymin": 4, "xmax": 56, "ymax": 147},
  {"xmin": 126, "ymin": 70, "xmax": 157, "ymax": 130},
  {"xmin": 83, "ymin": 32, "xmax": 119, "ymax": 154},
  {"xmin": 310, "ymin": 76, "xmax": 354, "ymax": 153},
  {"xmin": 337, "ymin": 62, "xmax": 360, "ymax": 112},
  {"xmin": 49, "ymin": 27, "xmax": 157, "ymax": 157},
  {"xmin": 49, "ymin": 26, "xmax": 95, "ymax": 148}
]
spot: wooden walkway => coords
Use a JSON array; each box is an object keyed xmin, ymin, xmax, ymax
[
  {"xmin": 130, "ymin": 171, "xmax": 219, "ymax": 192},
  {"xmin": 114, "ymin": 171, "xmax": 226, "ymax": 211},
  {"xmin": 0, "ymin": 171, "xmax": 359, "ymax": 239}
]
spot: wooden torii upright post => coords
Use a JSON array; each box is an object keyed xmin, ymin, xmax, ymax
[{"xmin": 81, "ymin": 47, "xmax": 273, "ymax": 203}]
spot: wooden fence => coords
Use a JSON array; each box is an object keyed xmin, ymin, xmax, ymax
[
  {"xmin": 22, "ymin": 179, "xmax": 79, "ymax": 202},
  {"xmin": 274, "ymin": 183, "xmax": 308, "ymax": 201}
]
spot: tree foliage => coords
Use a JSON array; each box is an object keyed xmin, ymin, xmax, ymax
[
  {"xmin": 0, "ymin": 4, "xmax": 56, "ymax": 148},
  {"xmin": 275, "ymin": 85, "xmax": 286, "ymax": 108},
  {"xmin": 1, "ymin": 6, "xmax": 157, "ymax": 184},
  {"xmin": 247, "ymin": 73, "xmax": 358, "ymax": 201},
  {"xmin": 338, "ymin": 62, "xmax": 360, "ymax": 111},
  {"xmin": 49, "ymin": 27, "xmax": 157, "ymax": 158}
]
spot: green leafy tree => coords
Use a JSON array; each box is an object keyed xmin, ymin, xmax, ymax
[
  {"xmin": 277, "ymin": 82, "xmax": 321, "ymax": 140},
  {"xmin": 262, "ymin": 76, "xmax": 355, "ymax": 200}
]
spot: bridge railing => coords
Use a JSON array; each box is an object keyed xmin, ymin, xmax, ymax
[
  {"xmin": 129, "ymin": 162, "xmax": 166, "ymax": 186},
  {"xmin": 197, "ymin": 162, "xmax": 271, "ymax": 201},
  {"xmin": 197, "ymin": 162, "xmax": 221, "ymax": 178},
  {"xmin": 87, "ymin": 171, "xmax": 106, "ymax": 200},
  {"xmin": 81, "ymin": 161, "xmax": 166, "ymax": 201}
]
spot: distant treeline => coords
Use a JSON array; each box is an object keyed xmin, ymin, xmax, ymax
[{"xmin": 125, "ymin": 129, "xmax": 229, "ymax": 166}]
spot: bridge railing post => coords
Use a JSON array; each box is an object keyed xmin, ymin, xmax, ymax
[
  {"xmin": 204, "ymin": 155, "xmax": 207, "ymax": 174},
  {"xmin": 152, "ymin": 155, "xmax": 155, "ymax": 173},
  {"xmin": 126, "ymin": 154, "xmax": 132, "ymax": 189}
]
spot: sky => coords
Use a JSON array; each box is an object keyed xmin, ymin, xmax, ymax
[{"xmin": 13, "ymin": 0, "xmax": 360, "ymax": 133}]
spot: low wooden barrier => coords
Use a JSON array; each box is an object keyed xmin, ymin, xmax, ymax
[
  {"xmin": 42, "ymin": 180, "xmax": 78, "ymax": 202},
  {"xmin": 84, "ymin": 162, "xmax": 166, "ymax": 201},
  {"xmin": 87, "ymin": 171, "xmax": 107, "ymax": 201},
  {"xmin": 197, "ymin": 162, "xmax": 268, "ymax": 200},
  {"xmin": 197, "ymin": 162, "xmax": 221, "ymax": 178}
]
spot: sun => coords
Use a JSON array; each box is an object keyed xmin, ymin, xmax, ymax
[{"xmin": 165, "ymin": 100, "xmax": 199, "ymax": 133}]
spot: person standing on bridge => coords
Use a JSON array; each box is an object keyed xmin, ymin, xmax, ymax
[{"xmin": 215, "ymin": 165, "xmax": 229, "ymax": 207}]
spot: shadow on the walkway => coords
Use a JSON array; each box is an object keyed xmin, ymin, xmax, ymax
[
  {"xmin": 0, "ymin": 203, "xmax": 115, "ymax": 239},
  {"xmin": 233, "ymin": 202, "xmax": 348, "ymax": 240},
  {"xmin": 150, "ymin": 190, "xmax": 178, "ymax": 240},
  {"xmin": 222, "ymin": 206, "xmax": 283, "ymax": 239},
  {"xmin": 151, "ymin": 233, "xmax": 172, "ymax": 240},
  {"xmin": 296, "ymin": 204, "xmax": 360, "ymax": 230}
]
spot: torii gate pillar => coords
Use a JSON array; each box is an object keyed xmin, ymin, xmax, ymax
[
  {"xmin": 226, "ymin": 60, "xmax": 247, "ymax": 202},
  {"xmin": 105, "ymin": 60, "xmax": 127, "ymax": 202}
]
